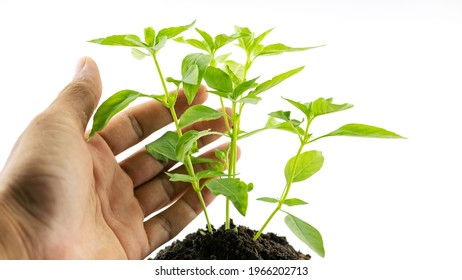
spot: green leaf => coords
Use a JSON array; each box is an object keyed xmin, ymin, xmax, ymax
[
  {"xmin": 268, "ymin": 110, "xmax": 291, "ymax": 122},
  {"xmin": 205, "ymin": 178, "xmax": 249, "ymax": 216},
  {"xmin": 235, "ymin": 26, "xmax": 253, "ymax": 51},
  {"xmin": 257, "ymin": 43, "xmax": 322, "ymax": 57},
  {"xmin": 178, "ymin": 105, "xmax": 223, "ymax": 129},
  {"xmin": 204, "ymin": 66, "xmax": 234, "ymax": 94},
  {"xmin": 181, "ymin": 53, "xmax": 212, "ymax": 104},
  {"xmin": 166, "ymin": 77, "xmax": 183, "ymax": 87},
  {"xmin": 152, "ymin": 36, "xmax": 167, "ymax": 51},
  {"xmin": 145, "ymin": 131, "xmax": 179, "ymax": 162},
  {"xmin": 215, "ymin": 53, "xmax": 232, "ymax": 63},
  {"xmin": 176, "ymin": 130, "xmax": 218, "ymax": 162},
  {"xmin": 233, "ymin": 77, "xmax": 259, "ymax": 99},
  {"xmin": 88, "ymin": 34, "xmax": 146, "ymax": 48},
  {"xmin": 252, "ymin": 28, "xmax": 274, "ymax": 49},
  {"xmin": 310, "ymin": 97, "xmax": 353, "ymax": 117},
  {"xmin": 88, "ymin": 90, "xmax": 143, "ymax": 140},
  {"xmin": 224, "ymin": 60, "xmax": 245, "ymax": 84},
  {"xmin": 131, "ymin": 48, "xmax": 150, "ymax": 60},
  {"xmin": 175, "ymin": 37, "xmax": 210, "ymax": 52},
  {"xmin": 195, "ymin": 28, "xmax": 214, "ymax": 51},
  {"xmin": 283, "ymin": 98, "xmax": 311, "ymax": 119},
  {"xmin": 196, "ymin": 170, "xmax": 226, "ymax": 180},
  {"xmin": 214, "ymin": 32, "xmax": 243, "ymax": 50},
  {"xmin": 144, "ymin": 27, "xmax": 155, "ymax": 46},
  {"xmin": 285, "ymin": 150, "xmax": 324, "ymax": 183},
  {"xmin": 264, "ymin": 117, "xmax": 304, "ymax": 136},
  {"xmin": 284, "ymin": 213, "xmax": 325, "ymax": 257},
  {"xmin": 317, "ymin": 123, "xmax": 405, "ymax": 140},
  {"xmin": 182, "ymin": 65, "xmax": 199, "ymax": 85},
  {"xmin": 165, "ymin": 172, "xmax": 195, "ymax": 183},
  {"xmin": 156, "ymin": 20, "xmax": 195, "ymax": 44},
  {"xmin": 236, "ymin": 94, "xmax": 262, "ymax": 105},
  {"xmin": 282, "ymin": 198, "xmax": 308, "ymax": 206},
  {"xmin": 252, "ymin": 66, "xmax": 304, "ymax": 95},
  {"xmin": 257, "ymin": 197, "xmax": 279, "ymax": 203}
]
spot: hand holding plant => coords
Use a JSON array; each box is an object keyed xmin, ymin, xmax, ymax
[{"xmin": 88, "ymin": 21, "xmax": 404, "ymax": 259}]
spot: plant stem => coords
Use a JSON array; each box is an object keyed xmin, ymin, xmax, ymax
[
  {"xmin": 253, "ymin": 119, "xmax": 311, "ymax": 240},
  {"xmin": 225, "ymin": 102, "xmax": 240, "ymax": 229},
  {"xmin": 151, "ymin": 52, "xmax": 213, "ymax": 234}
]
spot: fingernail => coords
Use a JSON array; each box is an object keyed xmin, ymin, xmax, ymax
[{"xmin": 75, "ymin": 57, "xmax": 88, "ymax": 75}]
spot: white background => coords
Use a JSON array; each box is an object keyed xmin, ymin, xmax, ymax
[{"xmin": 1, "ymin": 0, "xmax": 461, "ymax": 279}]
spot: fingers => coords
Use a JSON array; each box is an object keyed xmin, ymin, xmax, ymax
[
  {"xmin": 135, "ymin": 142, "xmax": 240, "ymax": 218},
  {"xmin": 97, "ymin": 86, "xmax": 208, "ymax": 156},
  {"xmin": 49, "ymin": 57, "xmax": 102, "ymax": 134},
  {"xmin": 120, "ymin": 108, "xmax": 232, "ymax": 188},
  {"xmin": 144, "ymin": 186, "xmax": 215, "ymax": 252}
]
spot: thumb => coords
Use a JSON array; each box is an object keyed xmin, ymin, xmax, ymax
[{"xmin": 51, "ymin": 57, "xmax": 102, "ymax": 133}]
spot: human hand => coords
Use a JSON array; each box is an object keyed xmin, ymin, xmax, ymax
[{"xmin": 0, "ymin": 57, "xmax": 228, "ymax": 259}]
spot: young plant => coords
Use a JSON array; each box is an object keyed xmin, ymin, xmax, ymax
[
  {"xmin": 86, "ymin": 21, "xmax": 404, "ymax": 259},
  {"xmin": 177, "ymin": 26, "xmax": 322, "ymax": 229},
  {"xmin": 251, "ymin": 97, "xmax": 404, "ymax": 257},
  {"xmin": 87, "ymin": 21, "xmax": 225, "ymax": 234}
]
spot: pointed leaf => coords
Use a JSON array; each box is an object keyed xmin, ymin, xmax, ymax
[
  {"xmin": 235, "ymin": 26, "xmax": 253, "ymax": 50},
  {"xmin": 257, "ymin": 197, "xmax": 279, "ymax": 203},
  {"xmin": 152, "ymin": 36, "xmax": 167, "ymax": 51},
  {"xmin": 264, "ymin": 117, "xmax": 304, "ymax": 136},
  {"xmin": 258, "ymin": 44, "xmax": 322, "ymax": 57},
  {"xmin": 182, "ymin": 64, "xmax": 199, "ymax": 85},
  {"xmin": 284, "ymin": 213, "xmax": 325, "ymax": 257},
  {"xmin": 224, "ymin": 60, "xmax": 245, "ymax": 84},
  {"xmin": 131, "ymin": 48, "xmax": 150, "ymax": 60},
  {"xmin": 204, "ymin": 66, "xmax": 234, "ymax": 94},
  {"xmin": 318, "ymin": 123, "xmax": 405, "ymax": 140},
  {"xmin": 283, "ymin": 97, "xmax": 311, "ymax": 118},
  {"xmin": 282, "ymin": 198, "xmax": 309, "ymax": 206},
  {"xmin": 215, "ymin": 53, "xmax": 232, "ymax": 63},
  {"xmin": 233, "ymin": 77, "xmax": 259, "ymax": 98},
  {"xmin": 181, "ymin": 53, "xmax": 212, "ymax": 104},
  {"xmin": 156, "ymin": 20, "xmax": 195, "ymax": 44},
  {"xmin": 165, "ymin": 172, "xmax": 195, "ymax": 183},
  {"xmin": 236, "ymin": 94, "xmax": 262, "ymax": 105},
  {"xmin": 285, "ymin": 150, "xmax": 324, "ymax": 183},
  {"xmin": 252, "ymin": 28, "xmax": 274, "ymax": 49},
  {"xmin": 252, "ymin": 66, "xmax": 304, "ymax": 96},
  {"xmin": 205, "ymin": 178, "xmax": 249, "ymax": 216},
  {"xmin": 196, "ymin": 170, "xmax": 226, "ymax": 180},
  {"xmin": 214, "ymin": 32, "xmax": 243, "ymax": 50},
  {"xmin": 268, "ymin": 110, "xmax": 291, "ymax": 122},
  {"xmin": 88, "ymin": 34, "xmax": 146, "ymax": 48},
  {"xmin": 145, "ymin": 131, "xmax": 179, "ymax": 162},
  {"xmin": 144, "ymin": 27, "xmax": 155, "ymax": 46},
  {"xmin": 176, "ymin": 130, "xmax": 219, "ymax": 162},
  {"xmin": 178, "ymin": 105, "xmax": 223, "ymax": 129},
  {"xmin": 175, "ymin": 37, "xmax": 210, "ymax": 52},
  {"xmin": 195, "ymin": 28, "xmax": 214, "ymax": 50},
  {"xmin": 89, "ymin": 90, "xmax": 143, "ymax": 140},
  {"xmin": 310, "ymin": 97, "xmax": 353, "ymax": 117}
]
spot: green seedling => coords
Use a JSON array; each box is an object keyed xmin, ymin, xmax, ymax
[
  {"xmin": 251, "ymin": 98, "xmax": 404, "ymax": 257},
  {"xmin": 87, "ymin": 21, "xmax": 222, "ymax": 234},
  {"xmin": 87, "ymin": 21, "xmax": 404, "ymax": 258}
]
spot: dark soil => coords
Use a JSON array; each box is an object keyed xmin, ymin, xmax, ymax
[{"xmin": 154, "ymin": 222, "xmax": 310, "ymax": 260}]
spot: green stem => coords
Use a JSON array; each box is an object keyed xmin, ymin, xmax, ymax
[
  {"xmin": 152, "ymin": 52, "xmax": 169, "ymax": 104},
  {"xmin": 253, "ymin": 119, "xmax": 312, "ymax": 240},
  {"xmin": 225, "ymin": 102, "xmax": 240, "ymax": 230},
  {"xmin": 151, "ymin": 52, "xmax": 213, "ymax": 234}
]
